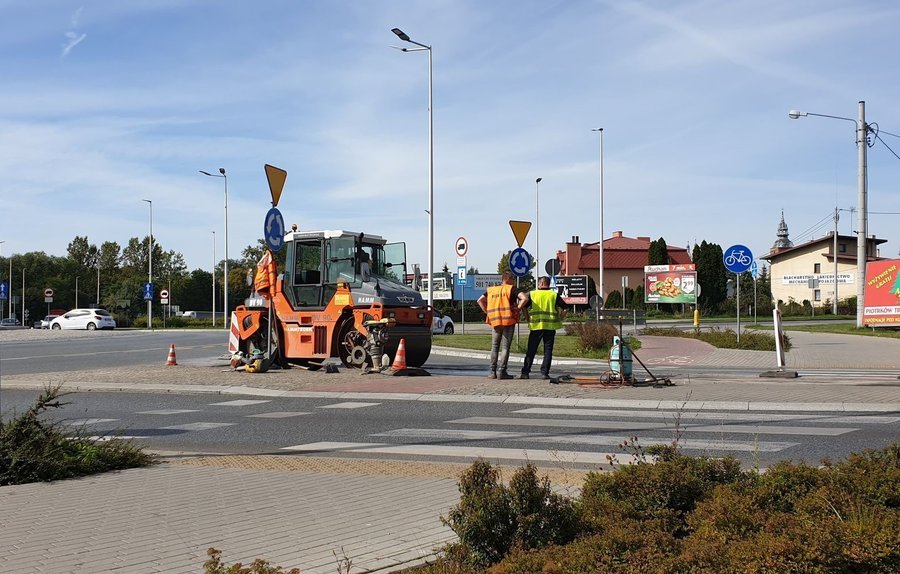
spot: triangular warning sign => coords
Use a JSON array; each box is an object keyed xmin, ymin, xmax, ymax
[
  {"xmin": 264, "ymin": 164, "xmax": 287, "ymax": 207},
  {"xmin": 509, "ymin": 220, "xmax": 532, "ymax": 247}
]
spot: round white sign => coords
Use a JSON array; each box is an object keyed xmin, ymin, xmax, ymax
[
  {"xmin": 44, "ymin": 288, "xmax": 54, "ymax": 297},
  {"xmin": 160, "ymin": 289, "xmax": 169, "ymax": 299},
  {"xmin": 455, "ymin": 237, "xmax": 468, "ymax": 257}
]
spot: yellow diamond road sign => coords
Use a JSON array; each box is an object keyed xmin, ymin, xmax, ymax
[
  {"xmin": 264, "ymin": 164, "xmax": 287, "ymax": 207},
  {"xmin": 509, "ymin": 220, "xmax": 532, "ymax": 247}
]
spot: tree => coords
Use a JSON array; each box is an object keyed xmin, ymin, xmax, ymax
[
  {"xmin": 693, "ymin": 241, "xmax": 727, "ymax": 314},
  {"xmin": 647, "ymin": 237, "xmax": 670, "ymax": 266}
]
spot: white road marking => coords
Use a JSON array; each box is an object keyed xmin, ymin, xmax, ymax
[
  {"xmin": 450, "ymin": 417, "xmax": 857, "ymax": 436},
  {"xmin": 209, "ymin": 399, "xmax": 271, "ymax": 407},
  {"xmin": 63, "ymin": 418, "xmax": 118, "ymax": 426},
  {"xmin": 372, "ymin": 428, "xmax": 798, "ymax": 453},
  {"xmin": 246, "ymin": 411, "xmax": 313, "ymax": 418},
  {"xmin": 281, "ymin": 441, "xmax": 634, "ymax": 465},
  {"xmin": 137, "ymin": 409, "xmax": 201, "ymax": 415},
  {"xmin": 512, "ymin": 408, "xmax": 900, "ymax": 425},
  {"xmin": 161, "ymin": 422, "xmax": 236, "ymax": 431},
  {"xmin": 318, "ymin": 402, "xmax": 381, "ymax": 409},
  {"xmin": 82, "ymin": 435, "xmax": 147, "ymax": 441}
]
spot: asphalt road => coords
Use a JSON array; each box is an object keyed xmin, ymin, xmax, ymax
[
  {"xmin": 2, "ymin": 388, "xmax": 897, "ymax": 469},
  {"xmin": 0, "ymin": 329, "xmax": 229, "ymax": 375}
]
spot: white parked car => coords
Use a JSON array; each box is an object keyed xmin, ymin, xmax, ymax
[
  {"xmin": 50, "ymin": 308, "xmax": 117, "ymax": 331},
  {"xmin": 432, "ymin": 310, "xmax": 454, "ymax": 335},
  {"xmin": 40, "ymin": 314, "xmax": 59, "ymax": 329}
]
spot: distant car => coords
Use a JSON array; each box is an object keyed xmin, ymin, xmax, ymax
[
  {"xmin": 432, "ymin": 310, "xmax": 454, "ymax": 335},
  {"xmin": 0, "ymin": 318, "xmax": 21, "ymax": 327},
  {"xmin": 40, "ymin": 315, "xmax": 60, "ymax": 329},
  {"xmin": 50, "ymin": 308, "xmax": 117, "ymax": 331}
]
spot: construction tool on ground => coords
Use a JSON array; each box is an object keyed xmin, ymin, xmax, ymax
[{"xmin": 552, "ymin": 318, "xmax": 672, "ymax": 387}]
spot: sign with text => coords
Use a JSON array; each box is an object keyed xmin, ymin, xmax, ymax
[
  {"xmin": 644, "ymin": 264, "xmax": 698, "ymax": 304},
  {"xmin": 453, "ymin": 273, "xmax": 503, "ymax": 301},
  {"xmin": 862, "ymin": 259, "xmax": 900, "ymax": 327},
  {"xmin": 781, "ymin": 273, "xmax": 853, "ymax": 285},
  {"xmin": 554, "ymin": 275, "xmax": 588, "ymax": 305}
]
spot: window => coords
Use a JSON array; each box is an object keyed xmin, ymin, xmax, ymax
[
  {"xmin": 813, "ymin": 263, "xmax": 821, "ymax": 273},
  {"xmin": 839, "ymin": 243, "xmax": 846, "ymax": 253},
  {"xmin": 814, "ymin": 289, "xmax": 821, "ymax": 302}
]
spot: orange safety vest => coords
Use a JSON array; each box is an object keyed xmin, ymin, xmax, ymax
[{"xmin": 485, "ymin": 284, "xmax": 518, "ymax": 327}]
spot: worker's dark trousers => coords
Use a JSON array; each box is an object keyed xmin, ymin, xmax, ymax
[{"xmin": 522, "ymin": 329, "xmax": 556, "ymax": 376}]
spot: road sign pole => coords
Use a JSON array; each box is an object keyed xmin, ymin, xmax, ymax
[{"xmin": 736, "ymin": 274, "xmax": 740, "ymax": 344}]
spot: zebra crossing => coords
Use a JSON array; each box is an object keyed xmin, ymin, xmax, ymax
[{"xmin": 63, "ymin": 397, "xmax": 899, "ymax": 465}]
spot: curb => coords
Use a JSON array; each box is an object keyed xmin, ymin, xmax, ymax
[
  {"xmin": 432, "ymin": 346, "xmax": 603, "ymax": 366},
  {"xmin": 5, "ymin": 380, "xmax": 898, "ymax": 412}
]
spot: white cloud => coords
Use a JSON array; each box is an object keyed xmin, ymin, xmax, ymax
[{"xmin": 61, "ymin": 31, "xmax": 86, "ymax": 57}]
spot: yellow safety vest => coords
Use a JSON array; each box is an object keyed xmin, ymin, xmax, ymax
[
  {"xmin": 528, "ymin": 289, "xmax": 562, "ymax": 330},
  {"xmin": 486, "ymin": 284, "xmax": 518, "ymax": 327}
]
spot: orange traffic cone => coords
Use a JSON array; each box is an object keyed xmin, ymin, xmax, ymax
[
  {"xmin": 392, "ymin": 338, "xmax": 408, "ymax": 371},
  {"xmin": 166, "ymin": 344, "xmax": 178, "ymax": 366}
]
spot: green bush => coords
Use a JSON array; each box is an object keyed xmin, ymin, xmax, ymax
[
  {"xmin": 203, "ymin": 548, "xmax": 300, "ymax": 574},
  {"xmin": 441, "ymin": 460, "xmax": 579, "ymax": 568},
  {"xmin": 643, "ymin": 325, "xmax": 791, "ymax": 351},
  {"xmin": 563, "ymin": 321, "xmax": 619, "ymax": 353},
  {"xmin": 0, "ymin": 385, "xmax": 154, "ymax": 485}
]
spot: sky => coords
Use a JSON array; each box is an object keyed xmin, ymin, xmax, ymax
[{"xmin": 2, "ymin": 0, "xmax": 900, "ymax": 279}]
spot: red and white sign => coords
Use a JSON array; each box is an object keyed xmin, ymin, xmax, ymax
[
  {"xmin": 44, "ymin": 288, "xmax": 54, "ymax": 298},
  {"xmin": 160, "ymin": 289, "xmax": 169, "ymax": 299},
  {"xmin": 455, "ymin": 237, "xmax": 468, "ymax": 257}
]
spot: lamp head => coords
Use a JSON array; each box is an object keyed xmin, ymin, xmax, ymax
[
  {"xmin": 788, "ymin": 110, "xmax": 806, "ymax": 119},
  {"xmin": 392, "ymin": 28, "xmax": 410, "ymax": 41},
  {"xmin": 536, "ymin": 177, "xmax": 542, "ymax": 183},
  {"xmin": 219, "ymin": 167, "xmax": 225, "ymax": 175}
]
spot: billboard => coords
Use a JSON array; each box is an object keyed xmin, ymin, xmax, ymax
[
  {"xmin": 552, "ymin": 275, "xmax": 589, "ymax": 305},
  {"xmin": 644, "ymin": 264, "xmax": 698, "ymax": 304},
  {"xmin": 863, "ymin": 259, "xmax": 900, "ymax": 327},
  {"xmin": 453, "ymin": 273, "xmax": 503, "ymax": 301}
]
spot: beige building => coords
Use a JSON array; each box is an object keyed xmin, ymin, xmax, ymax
[{"xmin": 762, "ymin": 213, "xmax": 885, "ymax": 307}]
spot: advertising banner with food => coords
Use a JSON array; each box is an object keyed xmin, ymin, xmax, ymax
[
  {"xmin": 644, "ymin": 264, "xmax": 697, "ymax": 304},
  {"xmin": 862, "ymin": 259, "xmax": 900, "ymax": 327}
]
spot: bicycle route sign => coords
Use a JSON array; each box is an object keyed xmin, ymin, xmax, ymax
[{"xmin": 723, "ymin": 244, "xmax": 753, "ymax": 274}]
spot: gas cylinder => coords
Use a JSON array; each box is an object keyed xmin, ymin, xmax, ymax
[{"xmin": 609, "ymin": 336, "xmax": 633, "ymax": 378}]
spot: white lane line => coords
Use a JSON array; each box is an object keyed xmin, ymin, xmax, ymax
[
  {"xmin": 161, "ymin": 422, "xmax": 236, "ymax": 431},
  {"xmin": 372, "ymin": 428, "xmax": 797, "ymax": 453},
  {"xmin": 63, "ymin": 418, "xmax": 118, "ymax": 426},
  {"xmin": 4, "ymin": 344, "xmax": 222, "ymax": 361},
  {"xmin": 372, "ymin": 428, "xmax": 537, "ymax": 440},
  {"xmin": 528, "ymin": 434, "xmax": 798, "ymax": 452},
  {"xmin": 450, "ymin": 417, "xmax": 858, "ymax": 436},
  {"xmin": 318, "ymin": 402, "xmax": 381, "ymax": 409},
  {"xmin": 209, "ymin": 399, "xmax": 271, "ymax": 407},
  {"xmin": 82, "ymin": 435, "xmax": 147, "ymax": 441},
  {"xmin": 513, "ymin": 407, "xmax": 900, "ymax": 425},
  {"xmin": 280, "ymin": 441, "xmax": 634, "ymax": 465},
  {"xmin": 246, "ymin": 412, "xmax": 313, "ymax": 418},
  {"xmin": 137, "ymin": 409, "xmax": 201, "ymax": 415}
]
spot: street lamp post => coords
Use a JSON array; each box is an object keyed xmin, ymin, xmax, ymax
[
  {"xmin": 75, "ymin": 276, "xmax": 79, "ymax": 308},
  {"xmin": 0, "ymin": 240, "xmax": 5, "ymax": 320},
  {"xmin": 535, "ymin": 178, "xmax": 542, "ymax": 278},
  {"xmin": 96, "ymin": 263, "xmax": 100, "ymax": 308},
  {"xmin": 391, "ymin": 27, "xmax": 434, "ymax": 309},
  {"xmin": 200, "ymin": 169, "xmax": 228, "ymax": 328},
  {"xmin": 142, "ymin": 199, "xmax": 153, "ymax": 329},
  {"xmin": 789, "ymin": 101, "xmax": 868, "ymax": 327},
  {"xmin": 211, "ymin": 230, "xmax": 216, "ymax": 327},
  {"xmin": 592, "ymin": 128, "xmax": 605, "ymax": 308}
]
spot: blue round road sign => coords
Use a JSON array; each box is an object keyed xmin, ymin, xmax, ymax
[
  {"xmin": 723, "ymin": 244, "xmax": 753, "ymax": 273},
  {"xmin": 509, "ymin": 247, "xmax": 532, "ymax": 278},
  {"xmin": 264, "ymin": 207, "xmax": 286, "ymax": 252}
]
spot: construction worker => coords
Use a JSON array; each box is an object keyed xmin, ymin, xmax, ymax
[
  {"xmin": 478, "ymin": 271, "xmax": 527, "ymax": 379},
  {"xmin": 520, "ymin": 276, "xmax": 568, "ymax": 380}
]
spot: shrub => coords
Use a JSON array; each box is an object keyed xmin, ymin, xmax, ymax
[
  {"xmin": 204, "ymin": 548, "xmax": 300, "ymax": 574},
  {"xmin": 642, "ymin": 325, "xmax": 790, "ymax": 351},
  {"xmin": 0, "ymin": 385, "xmax": 154, "ymax": 485},
  {"xmin": 442, "ymin": 460, "xmax": 579, "ymax": 568},
  {"xmin": 563, "ymin": 321, "xmax": 619, "ymax": 353},
  {"xmin": 580, "ymin": 452, "xmax": 744, "ymax": 536}
]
